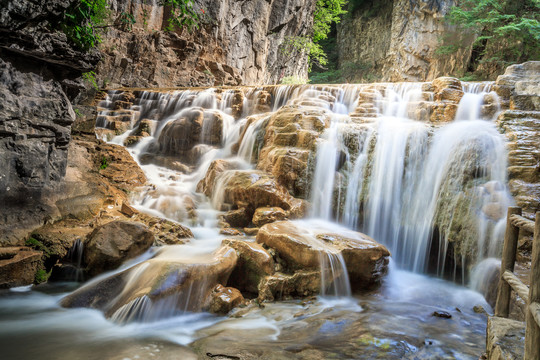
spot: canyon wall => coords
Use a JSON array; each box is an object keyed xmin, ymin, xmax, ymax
[
  {"xmin": 0, "ymin": 0, "xmax": 100, "ymax": 244},
  {"xmin": 337, "ymin": 0, "xmax": 475, "ymax": 82},
  {"xmin": 96, "ymin": 0, "xmax": 317, "ymax": 88}
]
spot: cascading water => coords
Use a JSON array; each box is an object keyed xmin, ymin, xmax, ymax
[{"xmin": 0, "ymin": 81, "xmax": 508, "ymax": 359}]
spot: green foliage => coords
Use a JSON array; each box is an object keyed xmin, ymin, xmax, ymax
[
  {"xmin": 83, "ymin": 71, "xmax": 99, "ymax": 90},
  {"xmin": 280, "ymin": 76, "xmax": 309, "ymax": 85},
  {"xmin": 35, "ymin": 269, "xmax": 51, "ymax": 284},
  {"xmin": 446, "ymin": 0, "xmax": 540, "ymax": 71},
  {"xmin": 310, "ymin": 60, "xmax": 376, "ymax": 84},
  {"xmin": 161, "ymin": 0, "xmax": 199, "ymax": 32},
  {"xmin": 313, "ymin": 0, "xmax": 348, "ymax": 43},
  {"xmin": 25, "ymin": 237, "xmax": 51, "ymax": 258},
  {"xmin": 282, "ymin": 0, "xmax": 347, "ymax": 71},
  {"xmin": 100, "ymin": 156, "xmax": 109, "ymax": 170},
  {"xmin": 60, "ymin": 0, "xmax": 200, "ymax": 50},
  {"xmin": 61, "ymin": 0, "xmax": 109, "ymax": 50}
]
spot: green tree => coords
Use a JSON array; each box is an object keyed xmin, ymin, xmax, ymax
[
  {"xmin": 446, "ymin": 0, "xmax": 540, "ymax": 75},
  {"xmin": 60, "ymin": 0, "xmax": 199, "ymax": 51},
  {"xmin": 282, "ymin": 0, "xmax": 347, "ymax": 71}
]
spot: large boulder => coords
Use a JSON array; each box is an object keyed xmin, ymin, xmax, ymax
[
  {"xmin": 0, "ymin": 247, "xmax": 43, "ymax": 288},
  {"xmin": 223, "ymin": 239, "xmax": 275, "ymax": 293},
  {"xmin": 61, "ymin": 245, "xmax": 238, "ymax": 320},
  {"xmin": 211, "ymin": 170, "xmax": 301, "ymax": 211},
  {"xmin": 256, "ymin": 221, "xmax": 390, "ymax": 290},
  {"xmin": 84, "ymin": 221, "xmax": 155, "ymax": 276}
]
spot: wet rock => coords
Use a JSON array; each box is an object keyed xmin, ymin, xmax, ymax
[
  {"xmin": 486, "ymin": 316, "xmax": 525, "ymax": 360},
  {"xmin": 154, "ymin": 108, "xmax": 204, "ymax": 154},
  {"xmin": 211, "ymin": 170, "xmax": 302, "ymax": 211},
  {"xmin": 61, "ymin": 245, "xmax": 238, "ymax": 318},
  {"xmin": 252, "ymin": 207, "xmax": 288, "ymax": 227},
  {"xmin": 207, "ymin": 284, "xmax": 245, "ymax": 314},
  {"xmin": 0, "ymin": 247, "xmax": 43, "ymax": 288},
  {"xmin": 220, "ymin": 228, "xmax": 244, "ymax": 236},
  {"xmin": 120, "ymin": 203, "xmax": 138, "ymax": 218},
  {"xmin": 257, "ymin": 221, "xmax": 390, "ymax": 290},
  {"xmin": 432, "ymin": 311, "xmax": 452, "ymax": 319},
  {"xmin": 221, "ymin": 208, "xmax": 251, "ymax": 228},
  {"xmin": 258, "ymin": 270, "xmax": 321, "ymax": 301},
  {"xmin": 223, "ymin": 239, "xmax": 275, "ymax": 293},
  {"xmin": 244, "ymin": 228, "xmax": 260, "ymax": 236},
  {"xmin": 84, "ymin": 221, "xmax": 155, "ymax": 276},
  {"xmin": 197, "ymin": 159, "xmax": 239, "ymax": 195},
  {"xmin": 432, "ymin": 77, "xmax": 464, "ymax": 103},
  {"xmin": 133, "ymin": 213, "xmax": 193, "ymax": 246}
]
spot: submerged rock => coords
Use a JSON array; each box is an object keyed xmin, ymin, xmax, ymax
[
  {"xmin": 207, "ymin": 284, "xmax": 245, "ymax": 314},
  {"xmin": 62, "ymin": 245, "xmax": 238, "ymax": 320},
  {"xmin": 84, "ymin": 221, "xmax": 155, "ymax": 276},
  {"xmin": 256, "ymin": 221, "xmax": 390, "ymax": 290}
]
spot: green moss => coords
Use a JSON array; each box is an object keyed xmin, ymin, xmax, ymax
[
  {"xmin": 34, "ymin": 269, "xmax": 51, "ymax": 284},
  {"xmin": 25, "ymin": 237, "xmax": 51, "ymax": 257}
]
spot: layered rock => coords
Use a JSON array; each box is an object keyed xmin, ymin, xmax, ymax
[
  {"xmin": 495, "ymin": 62, "xmax": 540, "ymax": 217},
  {"xmin": 337, "ymin": 0, "xmax": 474, "ymax": 82},
  {"xmin": 256, "ymin": 221, "xmax": 390, "ymax": 290},
  {"xmin": 0, "ymin": 247, "xmax": 43, "ymax": 288},
  {"xmin": 96, "ymin": 0, "xmax": 317, "ymax": 87},
  {"xmin": 0, "ymin": 0, "xmax": 100, "ymax": 245}
]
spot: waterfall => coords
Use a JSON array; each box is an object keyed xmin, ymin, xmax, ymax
[{"xmin": 95, "ymin": 79, "xmax": 512, "ymax": 296}]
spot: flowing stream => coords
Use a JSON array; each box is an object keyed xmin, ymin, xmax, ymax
[{"xmin": 0, "ymin": 81, "xmax": 512, "ymax": 359}]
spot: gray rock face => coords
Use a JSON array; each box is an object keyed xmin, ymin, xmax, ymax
[
  {"xmin": 96, "ymin": 0, "xmax": 316, "ymax": 87},
  {"xmin": 0, "ymin": 58, "xmax": 75, "ymax": 244},
  {"xmin": 337, "ymin": 0, "xmax": 474, "ymax": 82},
  {"xmin": 0, "ymin": 0, "xmax": 100, "ymax": 245}
]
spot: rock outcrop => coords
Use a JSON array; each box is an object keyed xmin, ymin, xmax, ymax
[
  {"xmin": 337, "ymin": 0, "xmax": 474, "ymax": 82},
  {"xmin": 96, "ymin": 0, "xmax": 317, "ymax": 87},
  {"xmin": 495, "ymin": 61, "xmax": 540, "ymax": 217},
  {"xmin": 257, "ymin": 221, "xmax": 391, "ymax": 290},
  {"xmin": 0, "ymin": 247, "xmax": 43, "ymax": 288},
  {"xmin": 84, "ymin": 221, "xmax": 155, "ymax": 276},
  {"xmin": 0, "ymin": 0, "xmax": 100, "ymax": 245},
  {"xmin": 61, "ymin": 245, "xmax": 238, "ymax": 319}
]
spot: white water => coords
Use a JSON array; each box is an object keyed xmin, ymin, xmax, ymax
[{"xmin": 6, "ymin": 81, "xmax": 506, "ymax": 359}]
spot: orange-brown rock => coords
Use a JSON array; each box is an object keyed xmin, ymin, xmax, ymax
[
  {"xmin": 252, "ymin": 207, "xmax": 288, "ymax": 227},
  {"xmin": 0, "ymin": 247, "xmax": 43, "ymax": 288},
  {"xmin": 61, "ymin": 245, "xmax": 238, "ymax": 318},
  {"xmin": 257, "ymin": 270, "xmax": 321, "ymax": 301},
  {"xmin": 197, "ymin": 159, "xmax": 239, "ymax": 195},
  {"xmin": 257, "ymin": 221, "xmax": 390, "ymax": 289},
  {"xmin": 212, "ymin": 170, "xmax": 302, "ymax": 211},
  {"xmin": 207, "ymin": 284, "xmax": 245, "ymax": 314},
  {"xmin": 84, "ymin": 221, "xmax": 155, "ymax": 276},
  {"xmin": 223, "ymin": 239, "xmax": 275, "ymax": 293}
]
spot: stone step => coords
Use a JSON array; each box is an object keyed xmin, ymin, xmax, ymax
[{"xmin": 486, "ymin": 316, "xmax": 525, "ymax": 360}]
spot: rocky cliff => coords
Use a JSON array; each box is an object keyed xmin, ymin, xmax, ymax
[
  {"xmin": 0, "ymin": 0, "xmax": 101, "ymax": 244},
  {"xmin": 95, "ymin": 0, "xmax": 316, "ymax": 88},
  {"xmin": 337, "ymin": 0, "xmax": 475, "ymax": 82}
]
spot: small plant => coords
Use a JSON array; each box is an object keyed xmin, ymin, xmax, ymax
[
  {"xmin": 119, "ymin": 11, "xmax": 136, "ymax": 31},
  {"xmin": 25, "ymin": 237, "xmax": 51, "ymax": 257},
  {"xmin": 74, "ymin": 108, "xmax": 83, "ymax": 118},
  {"xmin": 100, "ymin": 156, "xmax": 109, "ymax": 170},
  {"xmin": 162, "ymin": 0, "xmax": 200, "ymax": 32},
  {"xmin": 34, "ymin": 269, "xmax": 51, "ymax": 284},
  {"xmin": 83, "ymin": 71, "xmax": 99, "ymax": 90}
]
